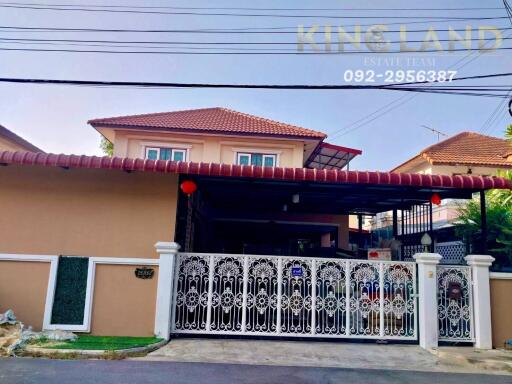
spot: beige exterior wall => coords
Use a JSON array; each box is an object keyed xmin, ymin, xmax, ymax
[
  {"xmin": 0, "ymin": 261, "xmax": 50, "ymax": 330},
  {"xmin": 490, "ymin": 276, "xmax": 512, "ymax": 348},
  {"xmin": 107, "ymin": 129, "xmax": 306, "ymax": 168},
  {"xmin": 0, "ymin": 165, "xmax": 178, "ymax": 258},
  {"xmin": 90, "ymin": 264, "xmax": 159, "ymax": 336},
  {"xmin": 432, "ymin": 164, "xmax": 507, "ymax": 176},
  {"xmin": 0, "ymin": 136, "xmax": 30, "ymax": 152},
  {"xmin": 396, "ymin": 159, "xmax": 507, "ymax": 177}
]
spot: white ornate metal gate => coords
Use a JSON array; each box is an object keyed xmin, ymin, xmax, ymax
[
  {"xmin": 172, "ymin": 253, "xmax": 417, "ymax": 340},
  {"xmin": 437, "ymin": 265, "xmax": 474, "ymax": 342}
]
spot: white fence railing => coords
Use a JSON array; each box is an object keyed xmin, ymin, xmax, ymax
[
  {"xmin": 171, "ymin": 253, "xmax": 417, "ymax": 340},
  {"xmin": 437, "ymin": 265, "xmax": 474, "ymax": 342}
]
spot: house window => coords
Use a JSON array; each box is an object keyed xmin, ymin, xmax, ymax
[
  {"xmin": 145, "ymin": 147, "xmax": 187, "ymax": 161},
  {"xmin": 237, "ymin": 152, "xmax": 277, "ymax": 167}
]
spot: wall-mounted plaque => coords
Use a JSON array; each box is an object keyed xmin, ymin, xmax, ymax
[{"xmin": 135, "ymin": 267, "xmax": 154, "ymax": 279}]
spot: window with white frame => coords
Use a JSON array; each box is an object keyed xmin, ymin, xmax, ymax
[
  {"xmin": 145, "ymin": 147, "xmax": 188, "ymax": 161},
  {"xmin": 237, "ymin": 152, "xmax": 277, "ymax": 167}
]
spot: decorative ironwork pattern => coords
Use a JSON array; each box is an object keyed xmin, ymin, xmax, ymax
[
  {"xmin": 281, "ymin": 258, "xmax": 313, "ymax": 334},
  {"xmin": 315, "ymin": 260, "xmax": 347, "ymax": 335},
  {"xmin": 437, "ymin": 266, "xmax": 473, "ymax": 341},
  {"xmin": 172, "ymin": 253, "xmax": 417, "ymax": 340},
  {"xmin": 348, "ymin": 262, "xmax": 381, "ymax": 336},
  {"xmin": 210, "ymin": 256, "xmax": 244, "ymax": 332},
  {"xmin": 382, "ymin": 263, "xmax": 416, "ymax": 337},
  {"xmin": 173, "ymin": 254, "xmax": 210, "ymax": 330},
  {"xmin": 245, "ymin": 257, "xmax": 279, "ymax": 333}
]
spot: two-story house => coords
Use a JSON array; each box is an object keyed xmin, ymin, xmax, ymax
[
  {"xmin": 89, "ymin": 107, "xmax": 360, "ymax": 170},
  {"xmin": 0, "ymin": 107, "xmax": 506, "ymax": 346},
  {"xmin": 89, "ymin": 107, "xmax": 363, "ymax": 255}
]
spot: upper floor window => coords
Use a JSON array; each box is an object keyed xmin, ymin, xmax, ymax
[
  {"xmin": 145, "ymin": 147, "xmax": 187, "ymax": 162},
  {"xmin": 237, "ymin": 152, "xmax": 277, "ymax": 167}
]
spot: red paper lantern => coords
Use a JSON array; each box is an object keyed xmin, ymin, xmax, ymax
[
  {"xmin": 180, "ymin": 180, "xmax": 197, "ymax": 195},
  {"xmin": 431, "ymin": 193, "xmax": 441, "ymax": 206}
]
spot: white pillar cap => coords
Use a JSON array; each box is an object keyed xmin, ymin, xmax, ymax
[
  {"xmin": 154, "ymin": 241, "xmax": 181, "ymax": 254},
  {"xmin": 465, "ymin": 254, "xmax": 495, "ymax": 267},
  {"xmin": 413, "ymin": 253, "xmax": 442, "ymax": 265}
]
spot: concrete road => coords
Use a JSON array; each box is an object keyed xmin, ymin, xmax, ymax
[{"xmin": 0, "ymin": 358, "xmax": 511, "ymax": 384}]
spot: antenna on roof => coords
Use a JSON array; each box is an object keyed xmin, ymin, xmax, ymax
[{"xmin": 421, "ymin": 125, "xmax": 448, "ymax": 142}]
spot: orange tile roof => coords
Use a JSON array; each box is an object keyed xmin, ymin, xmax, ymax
[
  {"xmin": 391, "ymin": 132, "xmax": 512, "ymax": 172},
  {"xmin": 88, "ymin": 107, "xmax": 327, "ymax": 139}
]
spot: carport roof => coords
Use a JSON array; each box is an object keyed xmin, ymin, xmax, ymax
[{"xmin": 1, "ymin": 151, "xmax": 509, "ymax": 191}]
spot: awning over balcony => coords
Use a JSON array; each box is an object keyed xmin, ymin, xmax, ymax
[{"xmin": 305, "ymin": 142, "xmax": 362, "ymax": 170}]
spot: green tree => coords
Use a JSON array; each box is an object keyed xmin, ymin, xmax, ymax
[
  {"xmin": 455, "ymin": 197, "xmax": 512, "ymax": 268},
  {"xmin": 100, "ymin": 137, "xmax": 113, "ymax": 156},
  {"xmin": 456, "ymin": 126, "xmax": 512, "ymax": 268},
  {"xmin": 488, "ymin": 125, "xmax": 512, "ymax": 208}
]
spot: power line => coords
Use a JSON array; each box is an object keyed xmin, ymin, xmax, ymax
[
  {"xmin": 0, "ymin": 36, "xmax": 509, "ymax": 46},
  {"xmin": 478, "ymin": 0, "xmax": 512, "ymax": 134},
  {"xmin": 0, "ymin": 3, "xmax": 505, "ymax": 11},
  {"xmin": 1, "ymin": 25, "xmax": 510, "ymax": 34},
  {"xmin": 0, "ymin": 73, "xmax": 510, "ymax": 98},
  {"xmin": 326, "ymin": 29, "xmax": 512, "ymax": 139},
  {"xmin": 0, "ymin": 46, "xmax": 510, "ymax": 55},
  {"xmin": 0, "ymin": 3, "xmax": 508, "ymax": 20}
]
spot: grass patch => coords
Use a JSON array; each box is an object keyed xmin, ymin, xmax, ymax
[{"xmin": 37, "ymin": 335, "xmax": 163, "ymax": 351}]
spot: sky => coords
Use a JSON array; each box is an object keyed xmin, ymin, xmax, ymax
[{"xmin": 0, "ymin": 0, "xmax": 511, "ymax": 170}]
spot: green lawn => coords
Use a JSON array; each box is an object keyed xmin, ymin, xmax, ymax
[{"xmin": 39, "ymin": 335, "xmax": 163, "ymax": 350}]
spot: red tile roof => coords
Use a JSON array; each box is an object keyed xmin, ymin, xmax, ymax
[
  {"xmin": 1, "ymin": 151, "xmax": 510, "ymax": 190},
  {"xmin": 392, "ymin": 132, "xmax": 512, "ymax": 172},
  {"xmin": 0, "ymin": 125, "xmax": 43, "ymax": 153},
  {"xmin": 88, "ymin": 107, "xmax": 327, "ymax": 139}
]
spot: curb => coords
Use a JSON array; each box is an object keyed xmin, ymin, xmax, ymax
[
  {"xmin": 429, "ymin": 348, "xmax": 512, "ymax": 373},
  {"xmin": 23, "ymin": 339, "xmax": 168, "ymax": 358}
]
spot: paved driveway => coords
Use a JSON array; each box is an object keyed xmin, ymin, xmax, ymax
[{"xmin": 1, "ymin": 359, "xmax": 511, "ymax": 384}]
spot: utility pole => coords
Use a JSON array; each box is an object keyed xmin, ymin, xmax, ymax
[{"xmin": 421, "ymin": 125, "xmax": 448, "ymax": 142}]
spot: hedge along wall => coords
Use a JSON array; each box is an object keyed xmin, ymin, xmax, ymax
[{"xmin": 50, "ymin": 257, "xmax": 89, "ymax": 325}]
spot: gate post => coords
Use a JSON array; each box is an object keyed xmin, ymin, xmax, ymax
[
  {"xmin": 465, "ymin": 255, "xmax": 495, "ymax": 349},
  {"xmin": 154, "ymin": 241, "xmax": 180, "ymax": 340},
  {"xmin": 414, "ymin": 252, "xmax": 442, "ymax": 349}
]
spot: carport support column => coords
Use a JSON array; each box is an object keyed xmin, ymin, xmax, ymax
[
  {"xmin": 413, "ymin": 253, "xmax": 442, "ymax": 349},
  {"xmin": 154, "ymin": 241, "xmax": 180, "ymax": 340},
  {"xmin": 465, "ymin": 255, "xmax": 494, "ymax": 349}
]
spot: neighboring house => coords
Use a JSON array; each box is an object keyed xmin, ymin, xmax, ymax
[
  {"xmin": 0, "ymin": 124, "xmax": 43, "ymax": 152},
  {"xmin": 373, "ymin": 132, "xmax": 512, "ymax": 259},
  {"xmin": 0, "ymin": 110, "xmax": 509, "ymax": 349},
  {"xmin": 391, "ymin": 131, "xmax": 512, "ymax": 175}
]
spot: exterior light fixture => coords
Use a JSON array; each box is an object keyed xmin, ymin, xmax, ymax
[
  {"xmin": 282, "ymin": 204, "xmax": 288, "ymax": 212},
  {"xmin": 292, "ymin": 193, "xmax": 300, "ymax": 204},
  {"xmin": 420, "ymin": 233, "xmax": 432, "ymax": 252}
]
